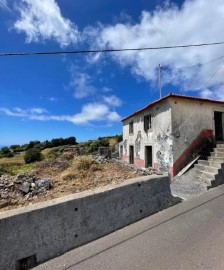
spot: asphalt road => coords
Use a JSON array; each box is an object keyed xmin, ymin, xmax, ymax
[{"xmin": 35, "ymin": 185, "xmax": 224, "ymax": 270}]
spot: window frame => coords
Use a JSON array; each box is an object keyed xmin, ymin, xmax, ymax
[
  {"xmin": 129, "ymin": 121, "xmax": 134, "ymax": 134},
  {"xmin": 144, "ymin": 114, "xmax": 152, "ymax": 131}
]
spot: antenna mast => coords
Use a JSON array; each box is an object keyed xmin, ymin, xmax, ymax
[{"xmin": 158, "ymin": 64, "xmax": 162, "ymax": 98}]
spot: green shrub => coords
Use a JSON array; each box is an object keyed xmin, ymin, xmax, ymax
[
  {"xmin": 45, "ymin": 148, "xmax": 61, "ymax": 159},
  {"xmin": 24, "ymin": 148, "xmax": 43, "ymax": 164}
]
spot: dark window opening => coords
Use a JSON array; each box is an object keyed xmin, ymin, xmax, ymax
[
  {"xmin": 144, "ymin": 115, "xmax": 152, "ymax": 131},
  {"xmin": 129, "ymin": 122, "xmax": 134, "ymax": 134}
]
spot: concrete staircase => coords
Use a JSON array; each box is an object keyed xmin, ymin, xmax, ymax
[{"xmin": 194, "ymin": 143, "xmax": 224, "ymax": 189}]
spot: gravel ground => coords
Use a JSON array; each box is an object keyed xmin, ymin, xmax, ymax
[{"xmin": 170, "ymin": 167, "xmax": 208, "ymax": 201}]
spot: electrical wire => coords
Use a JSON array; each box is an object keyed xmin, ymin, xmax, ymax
[
  {"xmin": 198, "ymin": 63, "xmax": 224, "ymax": 90},
  {"xmin": 0, "ymin": 41, "xmax": 224, "ymax": 57},
  {"xmin": 171, "ymin": 55, "xmax": 224, "ymax": 70}
]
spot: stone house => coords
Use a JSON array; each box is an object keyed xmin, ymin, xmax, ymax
[{"xmin": 120, "ymin": 93, "xmax": 224, "ymax": 176}]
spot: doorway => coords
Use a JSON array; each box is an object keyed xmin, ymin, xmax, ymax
[
  {"xmin": 120, "ymin": 145, "xmax": 123, "ymax": 158},
  {"xmin": 145, "ymin": 146, "xmax": 152, "ymax": 168},
  {"xmin": 214, "ymin": 111, "xmax": 223, "ymax": 141},
  {"xmin": 129, "ymin": 146, "xmax": 134, "ymax": 164}
]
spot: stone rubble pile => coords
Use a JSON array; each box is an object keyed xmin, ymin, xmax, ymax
[
  {"xmin": 35, "ymin": 160, "xmax": 68, "ymax": 171},
  {"xmin": 93, "ymin": 155, "xmax": 111, "ymax": 164},
  {"xmin": 0, "ymin": 173, "xmax": 51, "ymax": 205}
]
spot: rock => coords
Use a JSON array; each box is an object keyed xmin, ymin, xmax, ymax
[
  {"xmin": 25, "ymin": 193, "xmax": 32, "ymax": 200},
  {"xmin": 35, "ymin": 179, "xmax": 50, "ymax": 189},
  {"xmin": 8, "ymin": 182, "xmax": 14, "ymax": 188},
  {"xmin": 107, "ymin": 177, "xmax": 113, "ymax": 182},
  {"xmin": 20, "ymin": 182, "xmax": 30, "ymax": 194},
  {"xmin": 0, "ymin": 192, "xmax": 9, "ymax": 199},
  {"xmin": 0, "ymin": 200, "xmax": 9, "ymax": 209},
  {"xmin": 30, "ymin": 183, "xmax": 36, "ymax": 191}
]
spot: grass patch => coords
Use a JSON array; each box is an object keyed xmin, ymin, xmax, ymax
[
  {"xmin": 61, "ymin": 156, "xmax": 98, "ymax": 180},
  {"xmin": 41, "ymin": 146, "xmax": 61, "ymax": 159},
  {"xmin": 0, "ymin": 152, "xmax": 25, "ymax": 165},
  {"xmin": 10, "ymin": 163, "xmax": 35, "ymax": 175}
]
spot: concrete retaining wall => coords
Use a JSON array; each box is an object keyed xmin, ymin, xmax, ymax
[{"xmin": 0, "ymin": 175, "xmax": 173, "ymax": 270}]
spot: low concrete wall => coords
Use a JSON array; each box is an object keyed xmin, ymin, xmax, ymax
[{"xmin": 0, "ymin": 175, "xmax": 173, "ymax": 270}]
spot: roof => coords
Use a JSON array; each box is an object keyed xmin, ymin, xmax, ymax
[{"xmin": 121, "ymin": 93, "xmax": 224, "ymax": 122}]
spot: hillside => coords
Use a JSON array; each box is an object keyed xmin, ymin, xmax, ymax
[{"xmin": 0, "ymin": 135, "xmax": 152, "ymax": 212}]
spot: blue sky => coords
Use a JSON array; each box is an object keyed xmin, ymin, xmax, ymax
[{"xmin": 0, "ymin": 0, "xmax": 224, "ymax": 145}]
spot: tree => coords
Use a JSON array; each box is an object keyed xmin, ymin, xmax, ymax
[
  {"xmin": 10, "ymin": 145, "xmax": 20, "ymax": 152},
  {"xmin": 0, "ymin": 147, "xmax": 14, "ymax": 158},
  {"xmin": 24, "ymin": 148, "xmax": 43, "ymax": 164},
  {"xmin": 64, "ymin": 136, "xmax": 77, "ymax": 145},
  {"xmin": 26, "ymin": 140, "xmax": 41, "ymax": 150}
]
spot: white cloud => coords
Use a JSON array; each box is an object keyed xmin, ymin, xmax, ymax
[
  {"xmin": 84, "ymin": 0, "xmax": 224, "ymax": 99},
  {"xmin": 103, "ymin": 95, "xmax": 122, "ymax": 107},
  {"xmin": 0, "ymin": 103, "xmax": 121, "ymax": 125},
  {"xmin": 48, "ymin": 97, "xmax": 57, "ymax": 102},
  {"xmin": 14, "ymin": 0, "xmax": 80, "ymax": 47},
  {"xmin": 0, "ymin": 107, "xmax": 47, "ymax": 117},
  {"xmin": 102, "ymin": 87, "xmax": 113, "ymax": 93},
  {"xmin": 30, "ymin": 108, "xmax": 47, "ymax": 114},
  {"xmin": 69, "ymin": 72, "xmax": 96, "ymax": 99},
  {"xmin": 200, "ymin": 89, "xmax": 213, "ymax": 99},
  {"xmin": 68, "ymin": 102, "xmax": 119, "ymax": 124}
]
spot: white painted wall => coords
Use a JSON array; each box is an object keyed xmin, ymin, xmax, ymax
[
  {"xmin": 122, "ymin": 100, "xmax": 173, "ymax": 172},
  {"xmin": 170, "ymin": 98, "xmax": 224, "ymax": 162},
  {"xmin": 122, "ymin": 96, "xmax": 224, "ymax": 175}
]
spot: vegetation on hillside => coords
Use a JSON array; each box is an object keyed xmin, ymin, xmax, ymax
[
  {"xmin": 0, "ymin": 134, "xmax": 122, "ymax": 176},
  {"xmin": 0, "ymin": 136, "xmax": 77, "ymax": 158}
]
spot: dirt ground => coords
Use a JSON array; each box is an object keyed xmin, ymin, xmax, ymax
[{"xmin": 0, "ymin": 157, "xmax": 144, "ymax": 212}]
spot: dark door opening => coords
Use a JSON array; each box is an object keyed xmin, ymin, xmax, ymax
[
  {"xmin": 214, "ymin": 111, "xmax": 223, "ymax": 141},
  {"xmin": 129, "ymin": 146, "xmax": 134, "ymax": 164},
  {"xmin": 120, "ymin": 145, "xmax": 123, "ymax": 158},
  {"xmin": 145, "ymin": 146, "xmax": 152, "ymax": 168}
]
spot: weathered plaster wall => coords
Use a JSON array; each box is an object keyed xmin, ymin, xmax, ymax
[
  {"xmin": 170, "ymin": 98, "xmax": 224, "ymax": 164},
  {"xmin": 122, "ymin": 100, "xmax": 173, "ymax": 174},
  {"xmin": 0, "ymin": 175, "xmax": 173, "ymax": 270}
]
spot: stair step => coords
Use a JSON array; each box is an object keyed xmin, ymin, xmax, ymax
[
  {"xmin": 195, "ymin": 175, "xmax": 214, "ymax": 186},
  {"xmin": 214, "ymin": 148, "xmax": 224, "ymax": 153},
  {"xmin": 195, "ymin": 169, "xmax": 216, "ymax": 179},
  {"xmin": 208, "ymin": 156, "xmax": 224, "ymax": 162},
  {"xmin": 194, "ymin": 164, "xmax": 219, "ymax": 173},
  {"xmin": 216, "ymin": 144, "xmax": 224, "ymax": 149},
  {"xmin": 210, "ymin": 152, "xmax": 224, "ymax": 158},
  {"xmin": 197, "ymin": 160, "xmax": 223, "ymax": 168}
]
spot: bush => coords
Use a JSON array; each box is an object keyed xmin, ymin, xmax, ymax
[
  {"xmin": 24, "ymin": 148, "xmax": 43, "ymax": 164},
  {"xmin": 45, "ymin": 148, "xmax": 61, "ymax": 159}
]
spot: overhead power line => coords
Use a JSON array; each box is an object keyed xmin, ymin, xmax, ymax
[
  {"xmin": 198, "ymin": 63, "xmax": 224, "ymax": 90},
  {"xmin": 171, "ymin": 55, "xmax": 224, "ymax": 70},
  {"xmin": 0, "ymin": 41, "xmax": 224, "ymax": 57}
]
